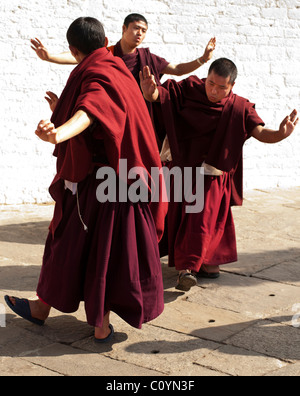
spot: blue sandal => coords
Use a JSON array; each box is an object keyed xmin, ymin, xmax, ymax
[
  {"xmin": 94, "ymin": 324, "xmax": 114, "ymax": 344},
  {"xmin": 4, "ymin": 295, "xmax": 45, "ymax": 326}
]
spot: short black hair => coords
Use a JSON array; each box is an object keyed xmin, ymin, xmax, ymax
[
  {"xmin": 208, "ymin": 58, "xmax": 238, "ymax": 85},
  {"xmin": 123, "ymin": 13, "xmax": 148, "ymax": 28},
  {"xmin": 67, "ymin": 17, "xmax": 106, "ymax": 55}
]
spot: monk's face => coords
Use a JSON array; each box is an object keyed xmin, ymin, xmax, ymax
[
  {"xmin": 205, "ymin": 70, "xmax": 235, "ymax": 103},
  {"xmin": 122, "ymin": 21, "xmax": 148, "ymax": 49}
]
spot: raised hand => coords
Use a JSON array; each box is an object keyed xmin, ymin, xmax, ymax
[
  {"xmin": 45, "ymin": 91, "xmax": 59, "ymax": 112},
  {"xmin": 203, "ymin": 37, "xmax": 216, "ymax": 62},
  {"xmin": 30, "ymin": 38, "xmax": 51, "ymax": 61},
  {"xmin": 279, "ymin": 109, "xmax": 299, "ymax": 139},
  {"xmin": 139, "ymin": 66, "xmax": 159, "ymax": 102}
]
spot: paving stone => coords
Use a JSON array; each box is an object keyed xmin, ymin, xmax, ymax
[
  {"xmin": 188, "ymin": 272, "xmax": 300, "ymax": 320},
  {"xmin": 0, "ymin": 241, "xmax": 44, "ymax": 267},
  {"xmin": 0, "ymin": 326, "xmax": 53, "ymax": 358},
  {"xmin": 265, "ymin": 361, "xmax": 300, "ymax": 376},
  {"xmin": 0, "ymin": 265, "xmax": 41, "ymax": 292},
  {"xmin": 0, "ymin": 356, "xmax": 61, "ymax": 376},
  {"xmin": 252, "ymin": 260, "xmax": 300, "ymax": 287},
  {"xmin": 226, "ymin": 319, "xmax": 300, "ymax": 362},
  {"xmin": 23, "ymin": 343, "xmax": 162, "ymax": 376},
  {"xmin": 223, "ymin": 237, "xmax": 300, "ymax": 276},
  {"xmin": 73, "ymin": 318, "xmax": 220, "ymax": 376},
  {"xmin": 150, "ymin": 299, "xmax": 253, "ymax": 342},
  {"xmin": 0, "ymin": 204, "xmax": 53, "ymax": 226},
  {"xmin": 198, "ymin": 344, "xmax": 288, "ymax": 376}
]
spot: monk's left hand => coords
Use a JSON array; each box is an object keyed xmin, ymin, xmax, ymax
[
  {"xmin": 279, "ymin": 109, "xmax": 299, "ymax": 139},
  {"xmin": 35, "ymin": 119, "xmax": 58, "ymax": 144},
  {"xmin": 45, "ymin": 91, "xmax": 59, "ymax": 112}
]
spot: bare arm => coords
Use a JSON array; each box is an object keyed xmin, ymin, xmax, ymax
[
  {"xmin": 251, "ymin": 110, "xmax": 298, "ymax": 143},
  {"xmin": 139, "ymin": 66, "xmax": 160, "ymax": 102},
  {"xmin": 162, "ymin": 37, "xmax": 216, "ymax": 76},
  {"xmin": 31, "ymin": 38, "xmax": 78, "ymax": 65},
  {"xmin": 35, "ymin": 110, "xmax": 94, "ymax": 145}
]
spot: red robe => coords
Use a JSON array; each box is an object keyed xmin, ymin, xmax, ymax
[
  {"xmin": 154, "ymin": 76, "xmax": 264, "ymax": 271},
  {"xmin": 108, "ymin": 41, "xmax": 169, "ymax": 87},
  {"xmin": 37, "ymin": 48, "xmax": 167, "ymax": 328},
  {"xmin": 108, "ymin": 42, "xmax": 169, "ymax": 147},
  {"xmin": 49, "ymin": 47, "xmax": 167, "ymax": 242}
]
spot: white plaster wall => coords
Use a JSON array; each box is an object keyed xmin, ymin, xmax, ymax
[{"xmin": 0, "ymin": 0, "xmax": 299, "ymax": 204}]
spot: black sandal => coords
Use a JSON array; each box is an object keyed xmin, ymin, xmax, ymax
[
  {"xmin": 94, "ymin": 324, "xmax": 115, "ymax": 344},
  {"xmin": 197, "ymin": 268, "xmax": 220, "ymax": 279},
  {"xmin": 4, "ymin": 295, "xmax": 45, "ymax": 326}
]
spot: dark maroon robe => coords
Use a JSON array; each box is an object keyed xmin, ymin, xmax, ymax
[
  {"xmin": 109, "ymin": 41, "xmax": 169, "ymax": 146},
  {"xmin": 37, "ymin": 48, "xmax": 167, "ymax": 328},
  {"xmin": 108, "ymin": 42, "xmax": 171, "ymax": 258},
  {"xmin": 109, "ymin": 41, "xmax": 169, "ymax": 87},
  {"xmin": 154, "ymin": 76, "xmax": 264, "ymax": 271}
]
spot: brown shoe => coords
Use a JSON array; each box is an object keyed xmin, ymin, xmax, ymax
[{"xmin": 176, "ymin": 271, "xmax": 197, "ymax": 291}]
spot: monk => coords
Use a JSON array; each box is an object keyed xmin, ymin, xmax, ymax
[
  {"xmin": 140, "ymin": 58, "xmax": 298, "ymax": 291},
  {"xmin": 5, "ymin": 17, "xmax": 167, "ymax": 342}
]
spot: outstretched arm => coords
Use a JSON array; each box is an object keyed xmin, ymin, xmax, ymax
[
  {"xmin": 35, "ymin": 110, "xmax": 94, "ymax": 145},
  {"xmin": 251, "ymin": 109, "xmax": 298, "ymax": 143},
  {"xmin": 31, "ymin": 38, "xmax": 78, "ymax": 65},
  {"xmin": 162, "ymin": 37, "xmax": 216, "ymax": 76},
  {"xmin": 139, "ymin": 66, "xmax": 160, "ymax": 102}
]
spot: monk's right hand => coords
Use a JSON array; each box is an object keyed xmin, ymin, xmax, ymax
[{"xmin": 35, "ymin": 119, "xmax": 58, "ymax": 144}]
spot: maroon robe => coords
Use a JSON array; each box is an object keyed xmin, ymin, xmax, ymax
[
  {"xmin": 49, "ymin": 47, "xmax": 167, "ymax": 241},
  {"xmin": 108, "ymin": 42, "xmax": 170, "ymax": 257},
  {"xmin": 154, "ymin": 76, "xmax": 264, "ymax": 271},
  {"xmin": 37, "ymin": 48, "xmax": 167, "ymax": 328},
  {"xmin": 109, "ymin": 41, "xmax": 169, "ymax": 87},
  {"xmin": 109, "ymin": 41, "xmax": 169, "ymax": 146}
]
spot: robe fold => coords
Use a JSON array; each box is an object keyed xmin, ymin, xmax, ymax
[
  {"xmin": 108, "ymin": 41, "xmax": 169, "ymax": 147},
  {"xmin": 154, "ymin": 76, "xmax": 264, "ymax": 270},
  {"xmin": 37, "ymin": 47, "xmax": 167, "ymax": 328}
]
